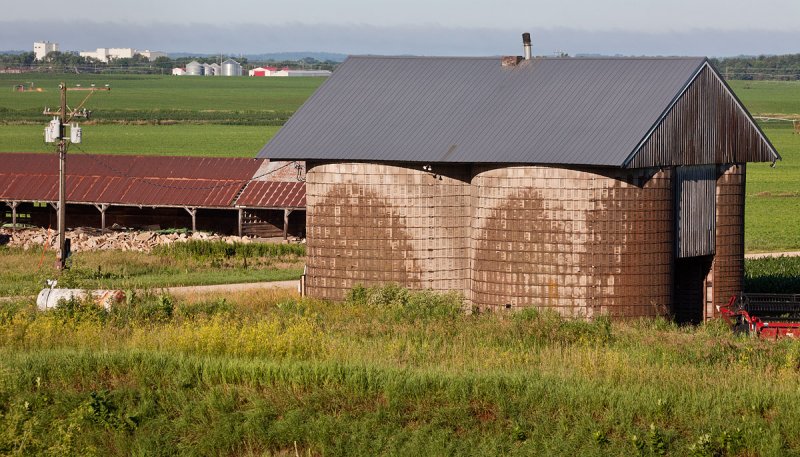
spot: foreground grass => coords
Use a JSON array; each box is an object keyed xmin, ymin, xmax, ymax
[
  {"xmin": 2, "ymin": 286, "xmax": 800, "ymax": 455},
  {"xmin": 0, "ymin": 241, "xmax": 304, "ymax": 296}
]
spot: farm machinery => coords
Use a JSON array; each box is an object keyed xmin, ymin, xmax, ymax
[{"xmin": 719, "ymin": 294, "xmax": 800, "ymax": 339}]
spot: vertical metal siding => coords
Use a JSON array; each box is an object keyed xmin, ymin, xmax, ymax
[
  {"xmin": 675, "ymin": 165, "xmax": 716, "ymax": 258},
  {"xmin": 628, "ymin": 65, "xmax": 778, "ymax": 168}
]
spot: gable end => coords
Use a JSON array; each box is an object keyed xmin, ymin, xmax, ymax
[{"xmin": 624, "ymin": 62, "xmax": 780, "ymax": 168}]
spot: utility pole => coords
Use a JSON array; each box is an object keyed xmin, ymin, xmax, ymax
[
  {"xmin": 43, "ymin": 82, "xmax": 110, "ymax": 270},
  {"xmin": 57, "ymin": 83, "xmax": 67, "ymax": 270}
]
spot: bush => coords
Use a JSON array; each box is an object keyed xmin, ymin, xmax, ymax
[{"xmin": 345, "ymin": 284, "xmax": 463, "ymax": 321}]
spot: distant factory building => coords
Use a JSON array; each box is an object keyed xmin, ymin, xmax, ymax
[
  {"xmin": 79, "ymin": 47, "xmax": 166, "ymax": 63},
  {"xmin": 172, "ymin": 67, "xmax": 186, "ymax": 76},
  {"xmin": 249, "ymin": 67, "xmax": 331, "ymax": 77},
  {"xmin": 249, "ymin": 66, "xmax": 279, "ymax": 76},
  {"xmin": 33, "ymin": 41, "xmax": 58, "ymax": 61}
]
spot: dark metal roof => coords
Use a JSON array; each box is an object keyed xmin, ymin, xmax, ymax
[
  {"xmin": 0, "ymin": 153, "xmax": 305, "ymax": 209},
  {"xmin": 236, "ymin": 181, "xmax": 306, "ymax": 208},
  {"xmin": 259, "ymin": 55, "xmax": 712, "ymax": 166}
]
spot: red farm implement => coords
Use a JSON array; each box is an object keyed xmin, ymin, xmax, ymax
[{"xmin": 719, "ymin": 294, "xmax": 800, "ymax": 339}]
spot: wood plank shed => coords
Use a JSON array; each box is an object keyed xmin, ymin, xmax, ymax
[{"xmin": 258, "ymin": 51, "xmax": 780, "ymax": 322}]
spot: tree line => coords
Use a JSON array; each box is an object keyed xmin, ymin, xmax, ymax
[
  {"xmin": 710, "ymin": 54, "xmax": 800, "ymax": 80},
  {"xmin": 0, "ymin": 51, "xmax": 338, "ymax": 74}
]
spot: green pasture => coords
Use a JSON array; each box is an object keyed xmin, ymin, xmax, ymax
[
  {"xmin": 0, "ymin": 124, "xmax": 276, "ymax": 157},
  {"xmin": 728, "ymin": 79, "xmax": 800, "ymax": 117},
  {"xmin": 0, "ymin": 73, "xmax": 323, "ymax": 117}
]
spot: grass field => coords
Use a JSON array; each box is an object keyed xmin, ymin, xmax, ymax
[
  {"xmin": 3, "ymin": 285, "xmax": 800, "ymax": 455},
  {"xmin": 0, "ymin": 124, "xmax": 277, "ymax": 156},
  {"xmin": 0, "ymin": 74, "xmax": 323, "ymax": 116},
  {"xmin": 0, "ymin": 241, "xmax": 305, "ymax": 297},
  {"xmin": 747, "ymin": 124, "xmax": 800, "ymax": 252}
]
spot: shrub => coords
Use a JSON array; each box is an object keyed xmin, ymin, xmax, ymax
[{"xmin": 345, "ymin": 284, "xmax": 463, "ymax": 321}]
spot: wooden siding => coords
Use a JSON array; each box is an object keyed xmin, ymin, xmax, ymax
[
  {"xmin": 471, "ymin": 166, "xmax": 673, "ymax": 318},
  {"xmin": 675, "ymin": 165, "xmax": 716, "ymax": 258},
  {"xmin": 627, "ymin": 65, "xmax": 776, "ymax": 168},
  {"xmin": 711, "ymin": 164, "xmax": 746, "ymax": 314}
]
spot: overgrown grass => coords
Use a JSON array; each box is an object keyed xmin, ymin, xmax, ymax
[
  {"xmin": 152, "ymin": 239, "xmax": 305, "ymax": 261},
  {"xmin": 3, "ymin": 286, "xmax": 800, "ymax": 455},
  {"xmin": 0, "ymin": 241, "xmax": 304, "ymax": 296}
]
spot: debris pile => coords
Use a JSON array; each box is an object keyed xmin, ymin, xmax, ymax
[{"xmin": 0, "ymin": 227, "xmax": 281, "ymax": 253}]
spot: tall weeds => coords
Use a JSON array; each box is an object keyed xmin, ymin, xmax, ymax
[{"xmin": 2, "ymin": 285, "xmax": 800, "ymax": 455}]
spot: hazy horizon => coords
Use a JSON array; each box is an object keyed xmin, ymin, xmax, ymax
[{"xmin": 2, "ymin": 0, "xmax": 798, "ymax": 58}]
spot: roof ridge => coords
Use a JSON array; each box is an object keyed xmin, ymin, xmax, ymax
[{"xmin": 346, "ymin": 55, "xmax": 707, "ymax": 61}]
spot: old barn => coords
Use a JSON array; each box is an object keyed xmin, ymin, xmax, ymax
[{"xmin": 258, "ymin": 44, "xmax": 779, "ymax": 321}]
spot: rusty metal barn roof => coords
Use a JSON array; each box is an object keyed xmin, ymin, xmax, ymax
[
  {"xmin": 258, "ymin": 55, "xmax": 776, "ymax": 166},
  {"xmin": 236, "ymin": 181, "xmax": 306, "ymax": 208},
  {"xmin": 0, "ymin": 153, "xmax": 305, "ymax": 209}
]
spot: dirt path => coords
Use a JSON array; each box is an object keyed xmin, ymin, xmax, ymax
[
  {"xmin": 163, "ymin": 280, "xmax": 300, "ymax": 296},
  {"xmin": 0, "ymin": 280, "xmax": 300, "ymax": 302},
  {"xmin": 745, "ymin": 251, "xmax": 800, "ymax": 259}
]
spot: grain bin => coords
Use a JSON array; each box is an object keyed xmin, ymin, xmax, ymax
[
  {"xmin": 185, "ymin": 60, "xmax": 204, "ymax": 76},
  {"xmin": 221, "ymin": 59, "xmax": 242, "ymax": 77}
]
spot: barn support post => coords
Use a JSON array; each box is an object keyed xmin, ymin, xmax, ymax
[
  {"xmin": 49, "ymin": 202, "xmax": 59, "ymax": 230},
  {"xmin": 237, "ymin": 208, "xmax": 243, "ymax": 237},
  {"xmin": 184, "ymin": 207, "xmax": 197, "ymax": 232},
  {"xmin": 94, "ymin": 204, "xmax": 109, "ymax": 231},
  {"xmin": 283, "ymin": 209, "xmax": 292, "ymax": 240},
  {"xmin": 9, "ymin": 201, "xmax": 19, "ymax": 230}
]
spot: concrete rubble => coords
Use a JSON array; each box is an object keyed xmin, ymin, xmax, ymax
[{"xmin": 0, "ymin": 227, "xmax": 289, "ymax": 253}]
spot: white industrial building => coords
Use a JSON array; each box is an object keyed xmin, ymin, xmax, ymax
[
  {"xmin": 172, "ymin": 67, "xmax": 186, "ymax": 76},
  {"xmin": 249, "ymin": 67, "xmax": 331, "ymax": 77},
  {"xmin": 33, "ymin": 41, "xmax": 59, "ymax": 61},
  {"xmin": 79, "ymin": 47, "xmax": 166, "ymax": 63}
]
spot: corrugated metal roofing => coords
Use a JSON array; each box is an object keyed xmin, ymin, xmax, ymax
[
  {"xmin": 259, "ymin": 55, "xmax": 715, "ymax": 166},
  {"xmin": 236, "ymin": 181, "xmax": 306, "ymax": 208},
  {"xmin": 0, "ymin": 153, "xmax": 305, "ymax": 209}
]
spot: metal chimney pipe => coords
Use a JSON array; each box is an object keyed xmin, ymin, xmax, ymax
[{"xmin": 522, "ymin": 32, "xmax": 532, "ymax": 60}]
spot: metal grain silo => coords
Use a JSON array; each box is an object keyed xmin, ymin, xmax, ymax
[
  {"xmin": 185, "ymin": 61, "xmax": 204, "ymax": 76},
  {"xmin": 203, "ymin": 63, "xmax": 213, "ymax": 76},
  {"xmin": 221, "ymin": 59, "xmax": 242, "ymax": 77}
]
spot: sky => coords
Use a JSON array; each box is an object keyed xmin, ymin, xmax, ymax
[{"xmin": 2, "ymin": 0, "xmax": 798, "ymax": 57}]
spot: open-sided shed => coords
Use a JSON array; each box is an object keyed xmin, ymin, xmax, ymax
[
  {"xmin": 259, "ymin": 50, "xmax": 779, "ymax": 321},
  {"xmin": 0, "ymin": 153, "xmax": 306, "ymax": 238}
]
